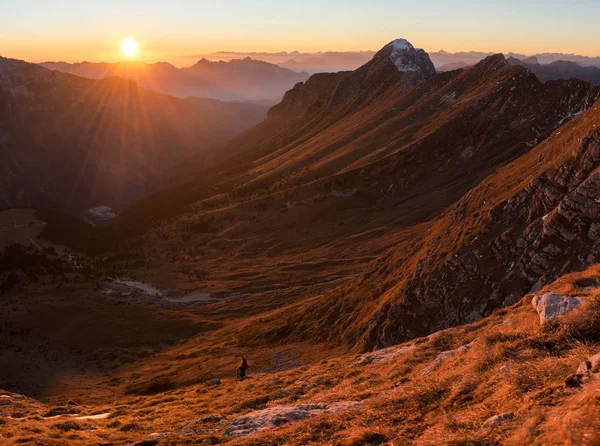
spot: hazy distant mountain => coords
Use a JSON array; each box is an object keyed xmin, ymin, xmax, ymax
[
  {"xmin": 436, "ymin": 61, "xmax": 470, "ymax": 72},
  {"xmin": 508, "ymin": 56, "xmax": 600, "ymax": 85},
  {"xmin": 429, "ymin": 50, "xmax": 600, "ymax": 69},
  {"xmin": 185, "ymin": 97, "xmax": 269, "ymax": 134},
  {"xmin": 279, "ymin": 52, "xmax": 376, "ymax": 74},
  {"xmin": 40, "ymin": 60, "xmax": 225, "ymax": 99},
  {"xmin": 0, "ymin": 57, "xmax": 269, "ymax": 217},
  {"xmin": 180, "ymin": 51, "xmax": 376, "ymax": 74},
  {"xmin": 183, "ymin": 49, "xmax": 600, "ymax": 76},
  {"xmin": 41, "ymin": 58, "xmax": 309, "ymax": 102},
  {"xmin": 181, "ymin": 57, "xmax": 309, "ymax": 102}
]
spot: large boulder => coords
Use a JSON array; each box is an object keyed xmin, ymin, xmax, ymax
[{"xmin": 531, "ymin": 293, "xmax": 585, "ymax": 324}]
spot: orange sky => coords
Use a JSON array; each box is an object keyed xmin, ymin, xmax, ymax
[{"xmin": 2, "ymin": 1, "xmax": 599, "ymax": 65}]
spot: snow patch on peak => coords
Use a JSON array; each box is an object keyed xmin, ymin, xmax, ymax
[
  {"xmin": 389, "ymin": 39, "xmax": 414, "ymax": 52},
  {"xmin": 385, "ymin": 39, "xmax": 433, "ymax": 74}
]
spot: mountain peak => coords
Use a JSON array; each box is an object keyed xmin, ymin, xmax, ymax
[
  {"xmin": 388, "ymin": 38, "xmax": 414, "ymax": 52},
  {"xmin": 377, "ymin": 38, "xmax": 436, "ymax": 76}
]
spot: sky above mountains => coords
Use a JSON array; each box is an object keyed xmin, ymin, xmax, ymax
[{"xmin": 2, "ymin": 0, "xmax": 600, "ymax": 64}]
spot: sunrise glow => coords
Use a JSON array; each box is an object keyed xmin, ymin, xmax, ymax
[{"xmin": 121, "ymin": 39, "xmax": 138, "ymax": 58}]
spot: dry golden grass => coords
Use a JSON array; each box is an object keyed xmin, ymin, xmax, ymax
[
  {"xmin": 3, "ymin": 213, "xmax": 600, "ymax": 444},
  {"xmin": 1, "ymin": 279, "xmax": 599, "ymax": 446}
]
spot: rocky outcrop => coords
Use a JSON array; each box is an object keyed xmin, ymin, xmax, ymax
[
  {"xmin": 531, "ymin": 293, "xmax": 586, "ymax": 324},
  {"xmin": 383, "ymin": 39, "xmax": 436, "ymax": 76},
  {"xmin": 224, "ymin": 401, "xmax": 363, "ymax": 437},
  {"xmin": 420, "ymin": 340, "xmax": 478, "ymax": 376}
]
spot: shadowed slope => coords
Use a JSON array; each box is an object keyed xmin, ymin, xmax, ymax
[{"xmin": 0, "ymin": 57, "xmax": 263, "ymax": 217}]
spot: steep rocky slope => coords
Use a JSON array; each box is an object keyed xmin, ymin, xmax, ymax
[
  {"xmin": 355, "ymin": 99, "xmax": 600, "ymax": 348},
  {"xmin": 0, "ymin": 57, "xmax": 261, "ymax": 217}
]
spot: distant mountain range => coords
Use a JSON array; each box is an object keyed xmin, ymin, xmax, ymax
[
  {"xmin": 507, "ymin": 56, "xmax": 600, "ymax": 85},
  {"xmin": 181, "ymin": 49, "xmax": 600, "ymax": 74},
  {"xmin": 41, "ymin": 58, "xmax": 309, "ymax": 102},
  {"xmin": 180, "ymin": 51, "xmax": 377, "ymax": 74}
]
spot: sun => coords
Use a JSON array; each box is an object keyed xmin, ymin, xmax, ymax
[{"xmin": 121, "ymin": 39, "xmax": 139, "ymax": 58}]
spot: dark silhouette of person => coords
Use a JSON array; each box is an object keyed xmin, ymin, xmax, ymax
[{"xmin": 236, "ymin": 356, "xmax": 248, "ymax": 380}]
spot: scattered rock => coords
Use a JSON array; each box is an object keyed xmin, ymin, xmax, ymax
[
  {"xmin": 499, "ymin": 364, "xmax": 511, "ymax": 374},
  {"xmin": 354, "ymin": 345, "xmax": 415, "ymax": 366},
  {"xmin": 204, "ymin": 378, "xmax": 221, "ymax": 387},
  {"xmin": 200, "ymin": 414, "xmax": 225, "ymax": 423},
  {"xmin": 180, "ymin": 426, "xmax": 215, "ymax": 437},
  {"xmin": 483, "ymin": 412, "xmax": 514, "ymax": 429},
  {"xmin": 147, "ymin": 432, "xmax": 171, "ymax": 439},
  {"xmin": 420, "ymin": 340, "xmax": 478, "ymax": 376},
  {"xmin": 531, "ymin": 293, "xmax": 585, "ymax": 324},
  {"xmin": 575, "ymin": 352, "xmax": 600, "ymax": 376},
  {"xmin": 183, "ymin": 414, "xmax": 225, "ymax": 430},
  {"xmin": 224, "ymin": 401, "xmax": 364, "ymax": 437}
]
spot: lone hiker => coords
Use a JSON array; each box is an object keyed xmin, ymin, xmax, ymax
[{"xmin": 236, "ymin": 356, "xmax": 248, "ymax": 380}]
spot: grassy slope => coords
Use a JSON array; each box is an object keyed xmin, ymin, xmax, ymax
[{"xmin": 1, "ymin": 265, "xmax": 600, "ymax": 445}]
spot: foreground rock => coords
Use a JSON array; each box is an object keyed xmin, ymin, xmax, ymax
[
  {"xmin": 224, "ymin": 401, "xmax": 364, "ymax": 437},
  {"xmin": 531, "ymin": 293, "xmax": 585, "ymax": 324},
  {"xmin": 578, "ymin": 352, "xmax": 600, "ymax": 374},
  {"xmin": 483, "ymin": 412, "xmax": 514, "ymax": 429}
]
